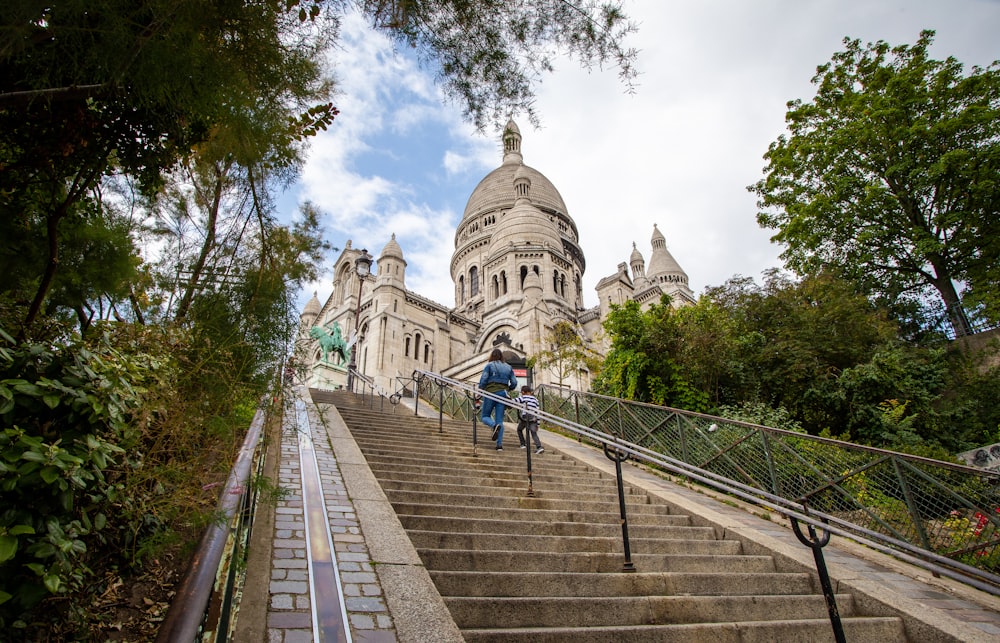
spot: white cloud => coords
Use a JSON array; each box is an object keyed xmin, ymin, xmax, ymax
[{"xmin": 289, "ymin": 0, "xmax": 1000, "ymax": 313}]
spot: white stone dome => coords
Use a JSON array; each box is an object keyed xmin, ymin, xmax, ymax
[
  {"xmin": 461, "ymin": 120, "xmax": 569, "ymax": 223},
  {"xmin": 380, "ymin": 233, "xmax": 404, "ymax": 261},
  {"xmin": 462, "ymin": 164, "xmax": 568, "ymax": 222},
  {"xmin": 487, "ymin": 170, "xmax": 562, "ymax": 258}
]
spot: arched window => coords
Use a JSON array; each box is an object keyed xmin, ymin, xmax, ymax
[
  {"xmin": 405, "ymin": 337, "xmax": 410, "ymax": 357},
  {"xmin": 423, "ymin": 344, "xmax": 429, "ymax": 363},
  {"xmin": 469, "ymin": 266, "xmax": 479, "ymax": 296},
  {"xmin": 501, "ymin": 271, "xmax": 508, "ymax": 295},
  {"xmin": 492, "ymin": 275, "xmax": 499, "ymax": 298},
  {"xmin": 458, "ymin": 275, "xmax": 465, "ymax": 304},
  {"xmin": 414, "ymin": 332, "xmax": 421, "ymax": 359},
  {"xmin": 560, "ymin": 273, "xmax": 566, "ymax": 297},
  {"xmin": 553, "ymin": 270, "xmax": 559, "ymax": 292},
  {"xmin": 520, "ymin": 265, "xmax": 528, "ymax": 289}
]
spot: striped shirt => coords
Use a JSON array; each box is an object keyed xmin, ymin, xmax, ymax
[{"xmin": 520, "ymin": 393, "xmax": 539, "ymax": 421}]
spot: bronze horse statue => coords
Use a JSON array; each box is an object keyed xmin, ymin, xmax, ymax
[{"xmin": 309, "ymin": 321, "xmax": 351, "ymax": 366}]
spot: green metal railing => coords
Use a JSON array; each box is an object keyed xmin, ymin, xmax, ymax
[
  {"xmin": 412, "ymin": 369, "xmax": 1000, "ymax": 594},
  {"xmin": 536, "ymin": 386, "xmax": 1000, "ymax": 581}
]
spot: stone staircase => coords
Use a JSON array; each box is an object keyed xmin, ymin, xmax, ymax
[{"xmin": 317, "ymin": 390, "xmax": 909, "ymax": 642}]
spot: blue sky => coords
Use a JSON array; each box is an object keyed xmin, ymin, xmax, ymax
[{"xmin": 286, "ymin": 0, "xmax": 1000, "ymax": 311}]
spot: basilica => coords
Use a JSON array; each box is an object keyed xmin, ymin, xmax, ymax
[{"xmin": 299, "ymin": 120, "xmax": 695, "ymax": 391}]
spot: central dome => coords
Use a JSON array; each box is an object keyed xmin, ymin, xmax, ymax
[
  {"xmin": 462, "ymin": 164, "xmax": 568, "ymax": 221},
  {"xmin": 461, "ymin": 120, "xmax": 568, "ymax": 222}
]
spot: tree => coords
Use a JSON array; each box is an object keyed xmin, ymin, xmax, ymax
[
  {"xmin": 362, "ymin": 0, "xmax": 638, "ymax": 129},
  {"xmin": 0, "ymin": 0, "xmax": 336, "ymax": 334},
  {"xmin": 530, "ymin": 320, "xmax": 601, "ymax": 388},
  {"xmin": 750, "ymin": 31, "xmax": 1000, "ymax": 336}
]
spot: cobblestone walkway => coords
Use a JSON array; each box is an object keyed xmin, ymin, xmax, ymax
[{"xmin": 265, "ymin": 390, "xmax": 397, "ymax": 643}]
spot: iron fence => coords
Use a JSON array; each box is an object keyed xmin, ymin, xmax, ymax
[
  {"xmin": 411, "ymin": 369, "xmax": 1000, "ymax": 593},
  {"xmin": 536, "ymin": 386, "xmax": 1000, "ymax": 580}
]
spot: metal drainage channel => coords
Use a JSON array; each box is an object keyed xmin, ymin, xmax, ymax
[{"xmin": 293, "ymin": 393, "xmax": 352, "ymax": 642}]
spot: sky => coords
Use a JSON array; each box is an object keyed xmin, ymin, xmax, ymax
[{"xmin": 287, "ymin": 0, "xmax": 1000, "ymax": 312}]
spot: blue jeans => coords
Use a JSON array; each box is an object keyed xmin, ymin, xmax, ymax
[{"xmin": 481, "ymin": 390, "xmax": 509, "ymax": 446}]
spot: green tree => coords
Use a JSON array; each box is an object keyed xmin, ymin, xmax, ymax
[
  {"xmin": 530, "ymin": 320, "xmax": 601, "ymax": 388},
  {"xmin": 0, "ymin": 0, "xmax": 336, "ymax": 333},
  {"xmin": 750, "ymin": 31, "xmax": 1000, "ymax": 335},
  {"xmin": 362, "ymin": 0, "xmax": 637, "ymax": 129}
]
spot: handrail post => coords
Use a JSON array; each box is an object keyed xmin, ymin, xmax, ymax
[
  {"xmin": 604, "ymin": 443, "xmax": 636, "ymax": 572},
  {"xmin": 790, "ymin": 517, "xmax": 845, "ymax": 643},
  {"xmin": 468, "ymin": 392, "xmax": 480, "ymax": 457},
  {"xmin": 439, "ymin": 384, "xmax": 444, "ymax": 433},
  {"xmin": 760, "ymin": 430, "xmax": 781, "ymax": 495},
  {"xmin": 525, "ymin": 433, "xmax": 535, "ymax": 497},
  {"xmin": 413, "ymin": 370, "xmax": 421, "ymax": 416},
  {"xmin": 892, "ymin": 457, "xmax": 934, "ymax": 553}
]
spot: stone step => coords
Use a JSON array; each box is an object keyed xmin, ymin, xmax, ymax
[
  {"xmin": 460, "ymin": 617, "xmax": 907, "ymax": 643},
  {"xmin": 375, "ymin": 475, "xmax": 659, "ymax": 503},
  {"xmin": 389, "ymin": 501, "xmax": 684, "ymax": 525},
  {"xmin": 383, "ymin": 489, "xmax": 676, "ymax": 517},
  {"xmin": 429, "ymin": 570, "xmax": 816, "ymax": 597},
  {"xmin": 358, "ymin": 448, "xmax": 603, "ymax": 475},
  {"xmin": 366, "ymin": 460, "xmax": 614, "ymax": 487},
  {"xmin": 445, "ymin": 593, "xmax": 860, "ymax": 628},
  {"xmin": 416, "ymin": 549, "xmax": 778, "ymax": 574},
  {"xmin": 398, "ymin": 515, "xmax": 708, "ymax": 539},
  {"xmin": 407, "ymin": 530, "xmax": 742, "ymax": 555},
  {"xmin": 327, "ymin": 395, "xmax": 909, "ymax": 642}
]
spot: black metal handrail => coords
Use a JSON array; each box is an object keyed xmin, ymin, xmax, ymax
[{"xmin": 536, "ymin": 386, "xmax": 1000, "ymax": 585}]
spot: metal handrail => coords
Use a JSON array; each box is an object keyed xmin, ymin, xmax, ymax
[
  {"xmin": 156, "ymin": 398, "xmax": 270, "ymax": 642},
  {"xmin": 536, "ymin": 386, "xmax": 1000, "ymax": 584},
  {"xmin": 411, "ymin": 369, "xmax": 1000, "ymax": 596}
]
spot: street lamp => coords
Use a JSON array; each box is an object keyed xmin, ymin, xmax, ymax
[{"xmin": 346, "ymin": 249, "xmax": 372, "ymax": 391}]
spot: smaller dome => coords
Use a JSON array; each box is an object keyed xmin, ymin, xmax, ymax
[
  {"xmin": 380, "ymin": 233, "xmax": 404, "ymax": 261},
  {"xmin": 630, "ymin": 242, "xmax": 643, "ymax": 264},
  {"xmin": 302, "ymin": 291, "xmax": 321, "ymax": 317},
  {"xmin": 651, "ymin": 224, "xmax": 666, "ymax": 247}
]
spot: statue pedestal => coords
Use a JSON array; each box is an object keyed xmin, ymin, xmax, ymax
[{"xmin": 308, "ymin": 360, "xmax": 348, "ymax": 391}]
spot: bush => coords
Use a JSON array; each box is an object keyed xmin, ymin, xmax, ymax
[{"xmin": 0, "ymin": 326, "xmax": 164, "ymax": 626}]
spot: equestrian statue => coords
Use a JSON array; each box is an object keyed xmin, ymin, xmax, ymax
[{"xmin": 309, "ymin": 321, "xmax": 351, "ymax": 366}]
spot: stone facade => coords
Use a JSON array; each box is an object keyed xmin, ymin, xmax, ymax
[{"xmin": 299, "ymin": 120, "xmax": 694, "ymax": 391}]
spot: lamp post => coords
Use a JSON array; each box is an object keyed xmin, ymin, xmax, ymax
[{"xmin": 346, "ymin": 249, "xmax": 372, "ymax": 391}]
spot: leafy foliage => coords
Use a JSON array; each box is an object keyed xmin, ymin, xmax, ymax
[
  {"xmin": 750, "ymin": 31, "xmax": 1000, "ymax": 335},
  {"xmin": 597, "ymin": 272, "xmax": 1000, "ymax": 453},
  {"xmin": 360, "ymin": 0, "xmax": 638, "ymax": 129},
  {"xmin": 0, "ymin": 327, "xmax": 164, "ymax": 622},
  {"xmin": 529, "ymin": 320, "xmax": 602, "ymax": 388}
]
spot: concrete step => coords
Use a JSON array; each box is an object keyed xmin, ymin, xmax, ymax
[
  {"xmin": 398, "ymin": 515, "xmax": 710, "ymax": 539},
  {"xmin": 416, "ymin": 549, "xmax": 778, "ymax": 574},
  {"xmin": 429, "ymin": 570, "xmax": 816, "ymax": 597},
  {"xmin": 389, "ymin": 501, "xmax": 685, "ymax": 526},
  {"xmin": 445, "ymin": 593, "xmax": 861, "ymax": 628},
  {"xmin": 383, "ymin": 489, "xmax": 677, "ymax": 517},
  {"xmin": 460, "ymin": 617, "xmax": 907, "ymax": 643},
  {"xmin": 325, "ymin": 393, "xmax": 909, "ymax": 642},
  {"xmin": 406, "ymin": 530, "xmax": 743, "ymax": 555}
]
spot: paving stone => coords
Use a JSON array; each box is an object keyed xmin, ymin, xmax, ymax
[
  {"xmin": 283, "ymin": 629, "xmax": 315, "ymax": 643},
  {"xmin": 345, "ymin": 597, "xmax": 387, "ymax": 612},
  {"xmin": 268, "ymin": 611, "xmax": 313, "ymax": 628},
  {"xmin": 263, "ymin": 391, "xmax": 396, "ymax": 643},
  {"xmin": 270, "ymin": 594, "xmax": 293, "ymax": 610}
]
